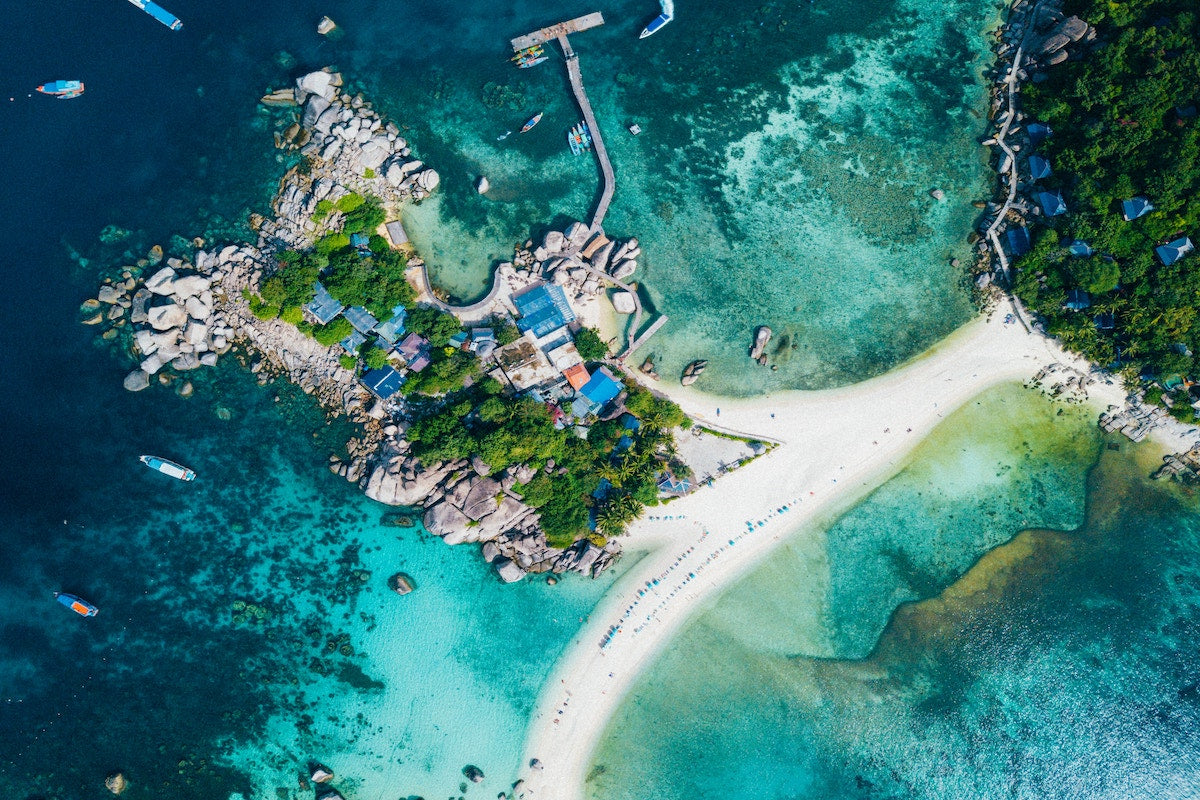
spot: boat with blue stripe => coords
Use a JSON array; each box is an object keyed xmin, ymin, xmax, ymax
[
  {"xmin": 140, "ymin": 455, "xmax": 196, "ymax": 481},
  {"xmin": 37, "ymin": 80, "xmax": 85, "ymax": 99},
  {"xmin": 55, "ymin": 592, "xmax": 99, "ymax": 617},
  {"xmin": 127, "ymin": 0, "xmax": 183, "ymax": 30}
]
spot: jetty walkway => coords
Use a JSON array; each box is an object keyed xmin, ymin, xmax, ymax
[{"xmin": 512, "ymin": 13, "xmax": 615, "ymax": 233}]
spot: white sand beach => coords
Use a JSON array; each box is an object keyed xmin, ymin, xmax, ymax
[{"xmin": 514, "ymin": 299, "xmax": 1198, "ymax": 800}]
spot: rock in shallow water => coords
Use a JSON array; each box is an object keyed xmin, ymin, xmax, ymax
[{"xmin": 123, "ymin": 370, "xmax": 150, "ymax": 392}]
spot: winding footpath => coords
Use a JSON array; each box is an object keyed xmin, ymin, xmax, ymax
[{"xmin": 514, "ymin": 301, "xmax": 1150, "ymax": 800}]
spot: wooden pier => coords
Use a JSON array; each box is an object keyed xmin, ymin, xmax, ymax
[
  {"xmin": 510, "ymin": 12, "xmax": 604, "ymax": 51},
  {"xmin": 511, "ymin": 13, "xmax": 615, "ymax": 234},
  {"xmin": 622, "ymin": 314, "xmax": 669, "ymax": 360}
]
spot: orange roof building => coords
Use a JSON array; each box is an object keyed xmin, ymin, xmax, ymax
[{"xmin": 563, "ymin": 363, "xmax": 591, "ymax": 391}]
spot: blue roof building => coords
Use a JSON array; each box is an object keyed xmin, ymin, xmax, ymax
[
  {"xmin": 1065, "ymin": 289, "xmax": 1091, "ymax": 311},
  {"xmin": 350, "ymin": 233, "xmax": 372, "ymax": 253},
  {"xmin": 1005, "ymin": 227, "xmax": 1031, "ymax": 257},
  {"xmin": 1157, "ymin": 236, "xmax": 1195, "ymax": 266},
  {"xmin": 1094, "ymin": 312, "xmax": 1115, "ymax": 330},
  {"xmin": 514, "ymin": 283, "xmax": 577, "ymax": 339},
  {"xmin": 303, "ymin": 282, "xmax": 345, "ymax": 325},
  {"xmin": 1067, "ymin": 239, "xmax": 1094, "ymax": 257},
  {"xmin": 1036, "ymin": 190, "xmax": 1067, "ymax": 217},
  {"xmin": 657, "ymin": 473, "xmax": 692, "ymax": 496},
  {"xmin": 1122, "ymin": 197, "xmax": 1155, "ymax": 221},
  {"xmin": 375, "ymin": 304, "xmax": 408, "ymax": 344},
  {"xmin": 581, "ymin": 367, "xmax": 622, "ymax": 406},
  {"xmin": 1026, "ymin": 122, "xmax": 1053, "ymax": 146},
  {"xmin": 448, "ymin": 331, "xmax": 469, "ymax": 350},
  {"xmin": 1028, "ymin": 154, "xmax": 1052, "ymax": 180},
  {"xmin": 344, "ymin": 306, "xmax": 380, "ymax": 335},
  {"xmin": 362, "ymin": 366, "xmax": 405, "ymax": 400}
]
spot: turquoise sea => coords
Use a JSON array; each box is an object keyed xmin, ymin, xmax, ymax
[
  {"xmin": 588, "ymin": 385, "xmax": 1200, "ymax": 799},
  {"xmin": 3, "ymin": 0, "xmax": 1197, "ymax": 798}
]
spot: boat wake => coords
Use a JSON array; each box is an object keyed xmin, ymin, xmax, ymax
[{"xmin": 660, "ymin": 0, "xmax": 674, "ymax": 17}]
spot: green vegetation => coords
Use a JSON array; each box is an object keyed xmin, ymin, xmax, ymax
[
  {"xmin": 405, "ymin": 370, "xmax": 689, "ymax": 545},
  {"xmin": 1013, "ymin": 0, "xmax": 1200, "ymax": 384},
  {"xmin": 494, "ymin": 318, "xmax": 521, "ymax": 346},
  {"xmin": 314, "ymin": 317, "xmax": 353, "ymax": 347},
  {"xmin": 342, "ymin": 196, "xmax": 386, "ymax": 235},
  {"xmin": 400, "ymin": 349, "xmax": 478, "ymax": 396},
  {"xmin": 363, "ymin": 346, "xmax": 391, "ymax": 370},
  {"xmin": 338, "ymin": 353, "xmax": 358, "ymax": 371},
  {"xmin": 574, "ymin": 326, "xmax": 609, "ymax": 361},
  {"xmin": 406, "ymin": 306, "xmax": 463, "ymax": 347},
  {"xmin": 321, "ymin": 238, "xmax": 414, "ymax": 318},
  {"xmin": 363, "ymin": 168, "xmax": 377, "ymax": 179}
]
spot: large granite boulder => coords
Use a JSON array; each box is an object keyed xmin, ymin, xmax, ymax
[
  {"xmin": 611, "ymin": 291, "xmax": 637, "ymax": 314},
  {"xmin": 494, "ymin": 558, "xmax": 526, "ymax": 583},
  {"xmin": 424, "ymin": 501, "xmax": 471, "ymax": 539},
  {"xmin": 147, "ymin": 303, "xmax": 188, "ymax": 331},
  {"xmin": 461, "ymin": 477, "xmax": 502, "ymax": 521},
  {"xmin": 185, "ymin": 295, "xmax": 211, "ymax": 320},
  {"xmin": 543, "ymin": 230, "xmax": 565, "ymax": 252},
  {"xmin": 416, "ymin": 169, "xmax": 440, "ymax": 192},
  {"xmin": 302, "ymin": 95, "xmax": 331, "ymax": 129},
  {"xmin": 472, "ymin": 496, "xmax": 529, "ymax": 541},
  {"xmin": 296, "ymin": 70, "xmax": 336, "ymax": 102},
  {"xmin": 145, "ymin": 266, "xmax": 177, "ymax": 295},
  {"xmin": 170, "ymin": 275, "xmax": 210, "ymax": 299},
  {"xmin": 564, "ymin": 222, "xmax": 590, "ymax": 248},
  {"xmin": 363, "ymin": 458, "xmax": 453, "ymax": 506}
]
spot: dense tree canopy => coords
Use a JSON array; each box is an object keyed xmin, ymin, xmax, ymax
[
  {"xmin": 1013, "ymin": 1, "xmax": 1200, "ymax": 382},
  {"xmin": 404, "ymin": 369, "xmax": 690, "ymax": 546}
]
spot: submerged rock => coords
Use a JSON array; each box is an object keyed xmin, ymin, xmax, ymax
[
  {"xmin": 388, "ymin": 572, "xmax": 415, "ymax": 595},
  {"xmin": 105, "ymin": 772, "xmax": 128, "ymax": 795},
  {"xmin": 123, "ymin": 370, "xmax": 150, "ymax": 392},
  {"xmin": 463, "ymin": 765, "xmax": 485, "ymax": 783}
]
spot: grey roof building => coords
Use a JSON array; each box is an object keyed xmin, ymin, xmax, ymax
[
  {"xmin": 303, "ymin": 282, "xmax": 345, "ymax": 325},
  {"xmin": 344, "ymin": 306, "xmax": 380, "ymax": 335}
]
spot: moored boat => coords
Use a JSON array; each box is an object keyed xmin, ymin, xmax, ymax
[
  {"xmin": 55, "ymin": 592, "xmax": 99, "ymax": 617},
  {"xmin": 37, "ymin": 80, "xmax": 84, "ymax": 99},
  {"xmin": 139, "ymin": 454, "xmax": 196, "ymax": 482},
  {"xmin": 517, "ymin": 56, "xmax": 548, "ymax": 69},
  {"xmin": 520, "ymin": 112, "xmax": 544, "ymax": 133},
  {"xmin": 681, "ymin": 359, "xmax": 708, "ymax": 386},
  {"xmin": 511, "ymin": 45, "xmax": 544, "ymax": 61},
  {"xmin": 127, "ymin": 0, "xmax": 183, "ymax": 30},
  {"xmin": 639, "ymin": 12, "xmax": 672, "ymax": 39}
]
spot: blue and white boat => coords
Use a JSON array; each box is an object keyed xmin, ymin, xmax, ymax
[
  {"xmin": 37, "ymin": 80, "xmax": 84, "ymax": 99},
  {"xmin": 55, "ymin": 592, "xmax": 99, "ymax": 617},
  {"xmin": 126, "ymin": 0, "xmax": 183, "ymax": 30},
  {"xmin": 639, "ymin": 12, "xmax": 672, "ymax": 39},
  {"xmin": 140, "ymin": 455, "xmax": 196, "ymax": 481}
]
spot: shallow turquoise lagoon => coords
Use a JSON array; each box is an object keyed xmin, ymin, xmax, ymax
[
  {"xmin": 334, "ymin": 0, "xmax": 997, "ymax": 393},
  {"xmin": 588, "ymin": 385, "xmax": 1200, "ymax": 798},
  {"xmin": 0, "ymin": 361, "xmax": 618, "ymax": 799}
]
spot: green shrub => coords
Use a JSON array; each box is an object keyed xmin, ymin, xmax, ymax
[
  {"xmin": 316, "ymin": 233, "xmax": 351, "ymax": 256},
  {"xmin": 363, "ymin": 168, "xmax": 376, "ymax": 179},
  {"xmin": 574, "ymin": 326, "xmax": 609, "ymax": 361},
  {"xmin": 314, "ymin": 317, "xmax": 353, "ymax": 347},
  {"xmin": 280, "ymin": 305, "xmax": 304, "ymax": 325},
  {"xmin": 338, "ymin": 354, "xmax": 358, "ymax": 371},
  {"xmin": 335, "ymin": 193, "xmax": 366, "ymax": 213},
  {"xmin": 313, "ymin": 198, "xmax": 335, "ymax": 221},
  {"xmin": 363, "ymin": 346, "xmax": 390, "ymax": 369}
]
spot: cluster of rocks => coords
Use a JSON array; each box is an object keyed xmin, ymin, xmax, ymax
[
  {"xmin": 84, "ymin": 248, "xmax": 232, "ymax": 393},
  {"xmin": 971, "ymin": 0, "xmax": 1096, "ymax": 289},
  {"xmin": 504, "ymin": 221, "xmax": 642, "ymax": 314},
  {"xmin": 259, "ymin": 68, "xmax": 440, "ymax": 253},
  {"xmin": 359, "ymin": 438, "xmax": 618, "ymax": 582}
]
